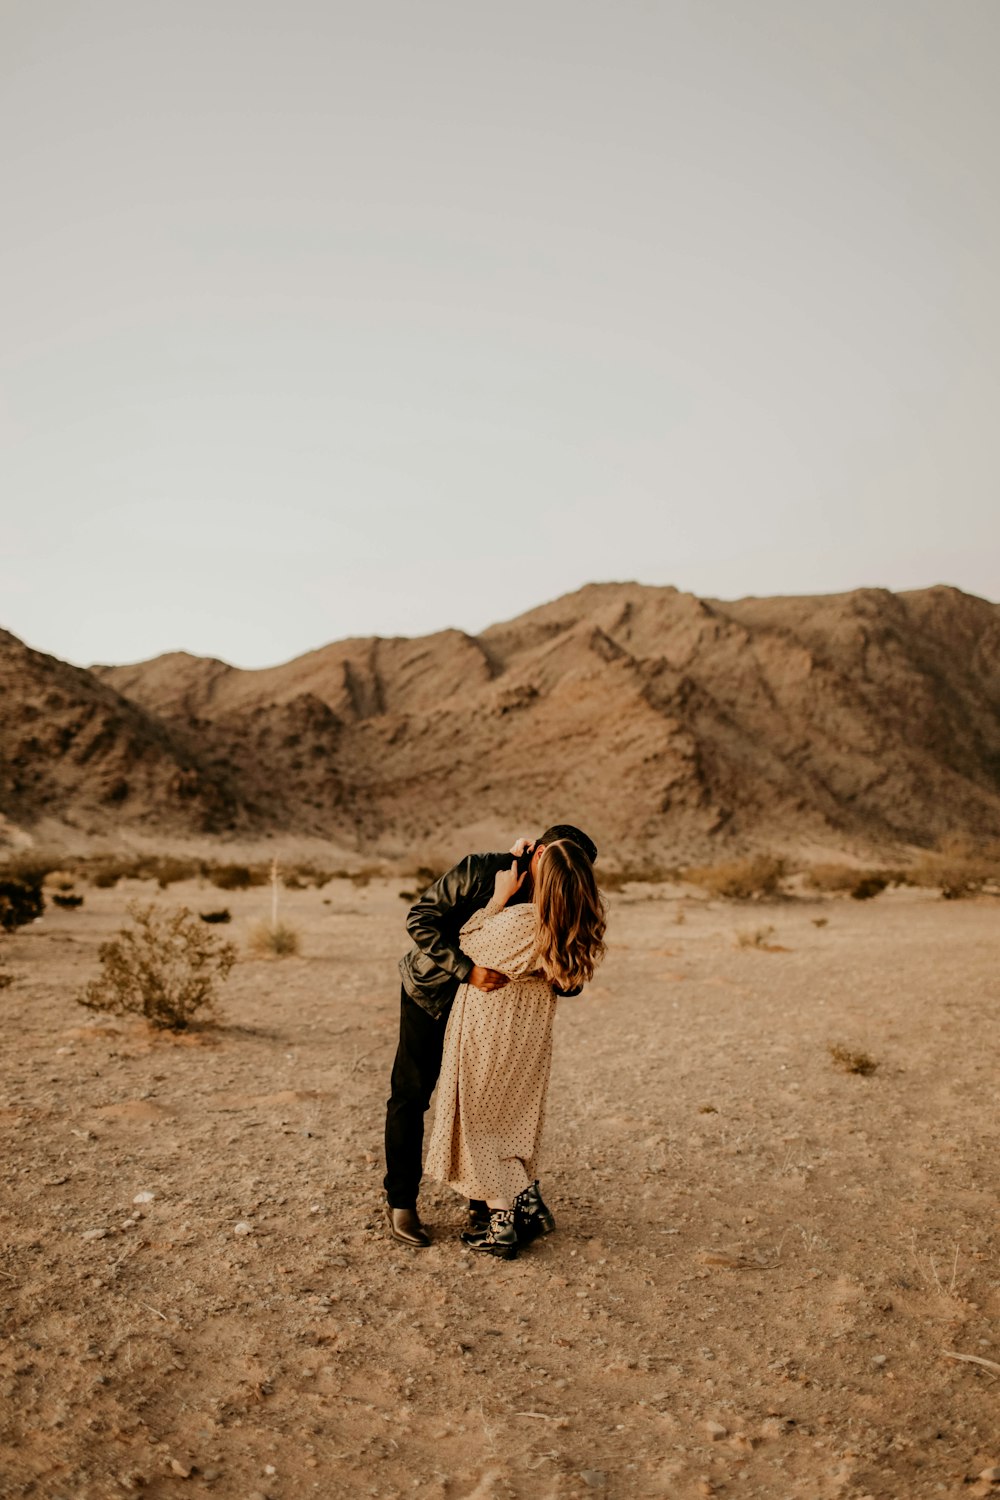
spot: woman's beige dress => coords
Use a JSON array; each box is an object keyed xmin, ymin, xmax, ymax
[{"xmin": 424, "ymin": 895, "xmax": 557, "ymax": 1202}]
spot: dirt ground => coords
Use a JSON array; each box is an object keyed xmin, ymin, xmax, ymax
[{"xmin": 1, "ymin": 875, "xmax": 998, "ymax": 1500}]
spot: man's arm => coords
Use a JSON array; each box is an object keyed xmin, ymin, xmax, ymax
[{"xmin": 405, "ymin": 855, "xmax": 494, "ymax": 985}]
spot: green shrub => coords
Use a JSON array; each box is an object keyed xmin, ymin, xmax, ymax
[{"xmin": 77, "ymin": 901, "xmax": 236, "ymax": 1029}]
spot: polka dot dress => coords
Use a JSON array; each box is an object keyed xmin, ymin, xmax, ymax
[{"xmin": 424, "ymin": 896, "xmax": 558, "ymax": 1202}]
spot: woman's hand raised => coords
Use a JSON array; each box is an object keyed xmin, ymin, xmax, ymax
[{"xmin": 493, "ymin": 859, "xmax": 526, "ymax": 908}]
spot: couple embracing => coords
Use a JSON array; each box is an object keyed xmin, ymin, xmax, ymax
[{"xmin": 383, "ymin": 824, "xmax": 606, "ymax": 1260}]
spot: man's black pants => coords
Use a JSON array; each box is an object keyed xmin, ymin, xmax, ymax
[{"xmin": 383, "ymin": 985, "xmax": 450, "ymax": 1210}]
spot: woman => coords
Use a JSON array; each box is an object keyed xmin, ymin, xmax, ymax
[{"xmin": 424, "ymin": 838, "xmax": 607, "ymax": 1259}]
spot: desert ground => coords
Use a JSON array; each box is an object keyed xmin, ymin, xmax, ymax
[{"xmin": 1, "ymin": 874, "xmax": 998, "ymax": 1500}]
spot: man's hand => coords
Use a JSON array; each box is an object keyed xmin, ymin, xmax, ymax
[
  {"xmin": 468, "ymin": 965, "xmax": 509, "ymax": 992},
  {"xmin": 509, "ymin": 837, "xmax": 536, "ymax": 857}
]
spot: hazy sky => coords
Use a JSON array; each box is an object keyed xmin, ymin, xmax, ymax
[{"xmin": 2, "ymin": 0, "xmax": 998, "ymax": 669}]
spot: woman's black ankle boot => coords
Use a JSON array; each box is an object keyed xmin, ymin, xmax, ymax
[
  {"xmin": 513, "ymin": 1181, "xmax": 556, "ymax": 1244},
  {"xmin": 460, "ymin": 1207, "xmax": 518, "ymax": 1260}
]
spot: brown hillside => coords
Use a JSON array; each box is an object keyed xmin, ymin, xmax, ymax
[{"xmin": 3, "ymin": 582, "xmax": 999, "ymax": 861}]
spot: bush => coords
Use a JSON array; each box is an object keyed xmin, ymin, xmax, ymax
[
  {"xmin": 53, "ymin": 893, "xmax": 84, "ymax": 910},
  {"xmin": 247, "ymin": 920, "xmax": 301, "ymax": 958},
  {"xmin": 209, "ymin": 864, "xmax": 255, "ymax": 891},
  {"xmin": 0, "ymin": 851, "xmax": 64, "ymax": 886},
  {"xmin": 829, "ymin": 1043, "xmax": 879, "ymax": 1076},
  {"xmin": 0, "ymin": 879, "xmax": 44, "ymax": 931},
  {"xmin": 599, "ymin": 863, "xmax": 681, "ymax": 892},
  {"xmin": 77, "ymin": 901, "xmax": 237, "ymax": 1029},
  {"xmin": 682, "ymin": 854, "xmax": 787, "ymax": 900},
  {"xmin": 850, "ymin": 875, "xmax": 887, "ymax": 901},
  {"xmin": 199, "ymin": 909, "xmax": 232, "ymax": 924},
  {"xmin": 207, "ymin": 863, "xmax": 270, "ymax": 892}
]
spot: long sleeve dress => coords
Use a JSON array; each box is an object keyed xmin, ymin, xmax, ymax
[{"xmin": 424, "ymin": 895, "xmax": 558, "ymax": 1202}]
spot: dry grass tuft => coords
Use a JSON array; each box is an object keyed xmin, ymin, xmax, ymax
[
  {"xmin": 828, "ymin": 1043, "xmax": 879, "ymax": 1076},
  {"xmin": 735, "ymin": 924, "xmax": 775, "ymax": 949},
  {"xmin": 684, "ymin": 854, "xmax": 786, "ymax": 900},
  {"xmin": 247, "ymin": 920, "xmax": 301, "ymax": 958}
]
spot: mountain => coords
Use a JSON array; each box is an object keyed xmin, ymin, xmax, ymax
[{"xmin": 2, "ymin": 582, "xmax": 999, "ymax": 863}]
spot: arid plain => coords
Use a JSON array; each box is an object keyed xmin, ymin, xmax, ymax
[{"xmin": 2, "ymin": 872, "xmax": 998, "ymax": 1500}]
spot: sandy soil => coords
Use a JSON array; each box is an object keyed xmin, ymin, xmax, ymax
[{"xmin": 1, "ymin": 876, "xmax": 998, "ymax": 1500}]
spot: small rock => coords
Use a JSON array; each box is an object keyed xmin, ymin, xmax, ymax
[
  {"xmin": 580, "ymin": 1473, "xmax": 606, "ymax": 1490},
  {"xmin": 705, "ymin": 1420, "xmax": 728, "ymax": 1440},
  {"xmin": 871, "ymin": 1354, "xmax": 887, "ymax": 1367},
  {"xmin": 82, "ymin": 1228, "xmax": 108, "ymax": 1241},
  {"xmin": 978, "ymin": 1467, "xmax": 1000, "ymax": 1483},
  {"xmin": 169, "ymin": 1458, "xmax": 193, "ymax": 1478},
  {"xmin": 201, "ymin": 1469, "xmax": 220, "ymax": 1482},
  {"xmin": 263, "ymin": 1466, "xmax": 277, "ymax": 1477},
  {"xmin": 233, "ymin": 1222, "xmax": 253, "ymax": 1236},
  {"xmin": 133, "ymin": 1191, "xmax": 155, "ymax": 1204}
]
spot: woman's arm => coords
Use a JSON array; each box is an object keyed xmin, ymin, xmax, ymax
[{"xmin": 459, "ymin": 903, "xmax": 539, "ymax": 978}]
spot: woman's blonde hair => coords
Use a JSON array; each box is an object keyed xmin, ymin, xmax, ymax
[{"xmin": 534, "ymin": 838, "xmax": 607, "ymax": 990}]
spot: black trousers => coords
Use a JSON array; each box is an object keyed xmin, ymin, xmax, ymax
[{"xmin": 383, "ymin": 985, "xmax": 452, "ymax": 1209}]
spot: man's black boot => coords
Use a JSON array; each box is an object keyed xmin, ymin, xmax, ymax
[{"xmin": 385, "ymin": 1203, "xmax": 431, "ymax": 1248}]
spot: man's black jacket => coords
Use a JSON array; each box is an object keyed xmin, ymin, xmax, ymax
[{"xmin": 398, "ymin": 851, "xmax": 581, "ymax": 1018}]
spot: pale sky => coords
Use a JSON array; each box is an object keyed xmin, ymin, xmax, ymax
[{"xmin": 2, "ymin": 0, "xmax": 998, "ymax": 670}]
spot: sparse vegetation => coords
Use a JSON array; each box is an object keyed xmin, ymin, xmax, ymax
[
  {"xmin": 735, "ymin": 924, "xmax": 776, "ymax": 949},
  {"xmin": 209, "ymin": 863, "xmax": 262, "ymax": 891},
  {"xmin": 77, "ymin": 901, "xmax": 236, "ymax": 1029},
  {"xmin": 248, "ymin": 920, "xmax": 301, "ymax": 957},
  {"xmin": 246, "ymin": 859, "xmax": 301, "ymax": 957},
  {"xmin": 0, "ymin": 878, "xmax": 44, "ymax": 931},
  {"xmin": 806, "ymin": 863, "xmax": 891, "ymax": 900},
  {"xmin": 910, "ymin": 836, "xmax": 1000, "ymax": 900},
  {"xmin": 683, "ymin": 854, "xmax": 786, "ymax": 900},
  {"xmin": 52, "ymin": 893, "xmax": 84, "ymax": 910},
  {"xmin": 199, "ymin": 909, "xmax": 232, "ymax": 924},
  {"xmin": 599, "ymin": 863, "xmax": 682, "ymax": 892},
  {"xmin": 828, "ymin": 1043, "xmax": 879, "ymax": 1076}
]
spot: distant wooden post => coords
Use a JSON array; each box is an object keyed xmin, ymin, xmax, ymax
[{"xmin": 270, "ymin": 857, "xmax": 279, "ymax": 931}]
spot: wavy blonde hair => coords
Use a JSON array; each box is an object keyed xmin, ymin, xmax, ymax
[{"xmin": 534, "ymin": 838, "xmax": 607, "ymax": 990}]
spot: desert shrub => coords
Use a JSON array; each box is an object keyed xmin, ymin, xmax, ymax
[
  {"xmin": 850, "ymin": 875, "xmax": 887, "ymax": 901},
  {"xmin": 148, "ymin": 856, "xmax": 202, "ymax": 888},
  {"xmin": 200, "ymin": 909, "xmax": 231, "ymax": 924},
  {"xmin": 735, "ymin": 924, "xmax": 775, "ymax": 949},
  {"xmin": 806, "ymin": 863, "xmax": 863, "ymax": 892},
  {"xmin": 599, "ymin": 863, "xmax": 680, "ymax": 892},
  {"xmin": 77, "ymin": 901, "xmax": 236, "ymax": 1029},
  {"xmin": 0, "ymin": 879, "xmax": 45, "ymax": 931},
  {"xmin": 683, "ymin": 854, "xmax": 787, "ymax": 900},
  {"xmin": 247, "ymin": 920, "xmax": 301, "ymax": 957},
  {"xmin": 208, "ymin": 870, "xmax": 257, "ymax": 888},
  {"xmin": 828, "ymin": 1043, "xmax": 879, "ymax": 1076},
  {"xmin": 0, "ymin": 851, "xmax": 64, "ymax": 886},
  {"xmin": 283, "ymin": 863, "xmax": 335, "ymax": 889},
  {"xmin": 53, "ymin": 893, "xmax": 84, "ymax": 910},
  {"xmin": 92, "ymin": 868, "xmax": 121, "ymax": 889}
]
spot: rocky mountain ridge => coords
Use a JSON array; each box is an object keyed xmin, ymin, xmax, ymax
[{"xmin": 2, "ymin": 582, "xmax": 999, "ymax": 864}]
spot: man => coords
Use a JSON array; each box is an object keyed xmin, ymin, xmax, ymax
[{"xmin": 383, "ymin": 823, "xmax": 599, "ymax": 1248}]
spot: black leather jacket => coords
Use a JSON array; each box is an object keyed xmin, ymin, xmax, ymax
[{"xmin": 398, "ymin": 851, "xmax": 581, "ymax": 1017}]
